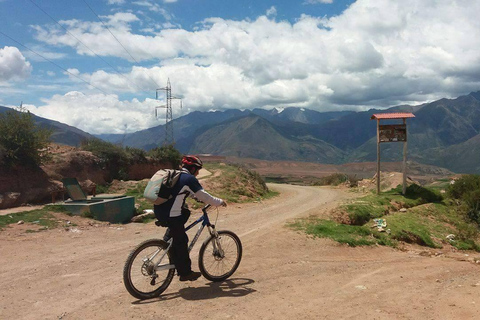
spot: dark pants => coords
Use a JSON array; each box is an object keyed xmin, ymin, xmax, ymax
[{"xmin": 161, "ymin": 210, "xmax": 192, "ymax": 276}]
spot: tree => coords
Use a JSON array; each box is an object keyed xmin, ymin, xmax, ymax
[
  {"xmin": 147, "ymin": 145, "xmax": 182, "ymax": 167},
  {"xmin": 0, "ymin": 107, "xmax": 51, "ymax": 167}
]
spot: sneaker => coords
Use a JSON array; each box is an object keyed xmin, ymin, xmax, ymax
[{"xmin": 179, "ymin": 271, "xmax": 202, "ymax": 282}]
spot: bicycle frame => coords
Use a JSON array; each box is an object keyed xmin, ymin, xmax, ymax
[
  {"xmin": 185, "ymin": 205, "xmax": 217, "ymax": 252},
  {"xmin": 154, "ymin": 205, "xmax": 218, "ymax": 271}
]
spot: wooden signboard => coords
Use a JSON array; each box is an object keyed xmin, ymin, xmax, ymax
[
  {"xmin": 379, "ymin": 124, "xmax": 407, "ymax": 143},
  {"xmin": 371, "ymin": 113, "xmax": 415, "ymax": 195}
]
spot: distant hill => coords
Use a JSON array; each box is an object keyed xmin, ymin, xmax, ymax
[
  {"xmin": 189, "ymin": 114, "xmax": 345, "ymax": 163},
  {"xmin": 0, "ymin": 106, "xmax": 95, "ymax": 146}
]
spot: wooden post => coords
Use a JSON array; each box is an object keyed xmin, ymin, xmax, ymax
[
  {"xmin": 376, "ymin": 119, "xmax": 381, "ymax": 194},
  {"xmin": 402, "ymin": 118, "xmax": 407, "ymax": 195}
]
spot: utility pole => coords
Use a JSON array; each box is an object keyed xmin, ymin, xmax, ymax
[{"xmin": 155, "ymin": 79, "xmax": 182, "ymax": 146}]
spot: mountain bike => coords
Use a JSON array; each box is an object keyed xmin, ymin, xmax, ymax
[{"xmin": 123, "ymin": 204, "xmax": 242, "ymax": 300}]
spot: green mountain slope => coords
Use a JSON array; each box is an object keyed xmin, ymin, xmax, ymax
[{"xmin": 190, "ymin": 115, "xmax": 345, "ymax": 163}]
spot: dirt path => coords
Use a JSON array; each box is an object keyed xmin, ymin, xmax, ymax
[{"xmin": 1, "ymin": 184, "xmax": 480, "ymax": 319}]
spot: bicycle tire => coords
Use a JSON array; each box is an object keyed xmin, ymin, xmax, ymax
[
  {"xmin": 123, "ymin": 239, "xmax": 175, "ymax": 300},
  {"xmin": 198, "ymin": 230, "xmax": 242, "ymax": 282}
]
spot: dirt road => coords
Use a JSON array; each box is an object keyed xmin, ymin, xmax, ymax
[{"xmin": 1, "ymin": 184, "xmax": 480, "ymax": 319}]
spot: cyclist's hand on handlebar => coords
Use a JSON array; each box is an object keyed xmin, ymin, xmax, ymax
[{"xmin": 221, "ymin": 200, "xmax": 228, "ymax": 207}]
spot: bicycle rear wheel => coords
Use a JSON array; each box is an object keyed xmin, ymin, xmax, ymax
[
  {"xmin": 123, "ymin": 239, "xmax": 175, "ymax": 300},
  {"xmin": 198, "ymin": 230, "xmax": 242, "ymax": 282}
]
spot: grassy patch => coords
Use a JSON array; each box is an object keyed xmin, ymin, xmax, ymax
[
  {"xmin": 291, "ymin": 184, "xmax": 480, "ymax": 251},
  {"xmin": 343, "ymin": 185, "xmax": 443, "ymax": 225},
  {"xmin": 290, "ymin": 218, "xmax": 378, "ymax": 247},
  {"xmin": 0, "ymin": 205, "xmax": 67, "ymax": 231}
]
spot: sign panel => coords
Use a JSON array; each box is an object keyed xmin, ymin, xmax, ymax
[{"xmin": 379, "ymin": 124, "xmax": 407, "ymax": 143}]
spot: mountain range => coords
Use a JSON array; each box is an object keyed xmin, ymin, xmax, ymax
[
  {"xmin": 97, "ymin": 91, "xmax": 480, "ymax": 174},
  {"xmin": 2, "ymin": 91, "xmax": 479, "ymax": 174}
]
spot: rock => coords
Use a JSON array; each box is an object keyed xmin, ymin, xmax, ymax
[
  {"xmin": 399, "ymin": 208, "xmax": 407, "ymax": 212},
  {"xmin": 17, "ymin": 220, "xmax": 25, "ymax": 225},
  {"xmin": 0, "ymin": 192, "xmax": 21, "ymax": 209},
  {"xmin": 446, "ymin": 234, "xmax": 456, "ymax": 241},
  {"xmin": 131, "ymin": 211, "xmax": 155, "ymax": 223}
]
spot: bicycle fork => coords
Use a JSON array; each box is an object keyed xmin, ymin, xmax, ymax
[{"xmin": 208, "ymin": 227, "xmax": 225, "ymax": 259}]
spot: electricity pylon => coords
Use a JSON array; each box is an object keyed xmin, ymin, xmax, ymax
[{"xmin": 155, "ymin": 79, "xmax": 182, "ymax": 146}]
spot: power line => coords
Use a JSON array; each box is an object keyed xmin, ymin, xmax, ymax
[
  {"xmin": 81, "ymin": 0, "xmax": 162, "ymax": 90},
  {"xmin": 0, "ymin": 30, "xmax": 110, "ymax": 95},
  {"xmin": 27, "ymin": 0, "xmax": 144, "ymax": 93}
]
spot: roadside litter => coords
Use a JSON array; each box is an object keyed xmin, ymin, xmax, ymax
[{"xmin": 373, "ymin": 218, "xmax": 387, "ymax": 232}]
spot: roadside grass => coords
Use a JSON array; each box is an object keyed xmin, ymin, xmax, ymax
[
  {"xmin": 426, "ymin": 178, "xmax": 451, "ymax": 192},
  {"xmin": 344, "ymin": 185, "xmax": 443, "ymax": 225},
  {"xmin": 0, "ymin": 205, "xmax": 68, "ymax": 231},
  {"xmin": 291, "ymin": 184, "xmax": 480, "ymax": 251},
  {"xmin": 290, "ymin": 218, "xmax": 378, "ymax": 247}
]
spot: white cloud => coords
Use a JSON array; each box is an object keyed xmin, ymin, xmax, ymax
[
  {"xmin": 27, "ymin": 92, "xmax": 161, "ymax": 134},
  {"xmin": 29, "ymin": 0, "xmax": 480, "ymax": 129},
  {"xmin": 132, "ymin": 1, "xmax": 173, "ymax": 20},
  {"xmin": 107, "ymin": 0, "xmax": 125, "ymax": 4},
  {"xmin": 0, "ymin": 46, "xmax": 32, "ymax": 82},
  {"xmin": 266, "ymin": 6, "xmax": 277, "ymax": 18}
]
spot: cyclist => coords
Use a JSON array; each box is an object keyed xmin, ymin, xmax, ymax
[{"xmin": 154, "ymin": 155, "xmax": 227, "ymax": 281}]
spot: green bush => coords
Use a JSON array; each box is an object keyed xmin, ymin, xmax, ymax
[
  {"xmin": 80, "ymin": 139, "xmax": 129, "ymax": 180},
  {"xmin": 448, "ymin": 175, "xmax": 480, "ymax": 225},
  {"xmin": 125, "ymin": 146, "xmax": 147, "ymax": 164},
  {"xmin": 448, "ymin": 175, "xmax": 480, "ymax": 199},
  {"xmin": 147, "ymin": 145, "xmax": 181, "ymax": 167},
  {"xmin": 401, "ymin": 184, "xmax": 443, "ymax": 203},
  {"xmin": 314, "ymin": 173, "xmax": 348, "ymax": 186},
  {"xmin": 0, "ymin": 108, "xmax": 52, "ymax": 167}
]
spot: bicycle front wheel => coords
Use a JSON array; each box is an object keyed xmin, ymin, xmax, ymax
[
  {"xmin": 199, "ymin": 230, "xmax": 242, "ymax": 282},
  {"xmin": 123, "ymin": 239, "xmax": 175, "ymax": 300}
]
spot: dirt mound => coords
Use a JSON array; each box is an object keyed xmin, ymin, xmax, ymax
[
  {"xmin": 0, "ymin": 143, "xmax": 173, "ymax": 209},
  {"xmin": 360, "ymin": 171, "xmax": 419, "ymax": 192},
  {"xmin": 0, "ymin": 144, "xmax": 106, "ymax": 209}
]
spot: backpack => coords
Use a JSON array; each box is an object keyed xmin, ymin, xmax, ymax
[{"xmin": 143, "ymin": 169, "xmax": 182, "ymax": 205}]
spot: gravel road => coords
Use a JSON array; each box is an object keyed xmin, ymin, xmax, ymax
[{"xmin": 1, "ymin": 184, "xmax": 479, "ymax": 319}]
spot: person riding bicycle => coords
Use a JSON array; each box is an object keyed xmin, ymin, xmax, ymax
[{"xmin": 154, "ymin": 155, "xmax": 227, "ymax": 282}]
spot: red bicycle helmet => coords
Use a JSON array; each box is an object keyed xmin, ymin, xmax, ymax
[{"xmin": 181, "ymin": 155, "xmax": 203, "ymax": 169}]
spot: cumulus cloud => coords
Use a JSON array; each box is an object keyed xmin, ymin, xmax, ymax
[
  {"xmin": 28, "ymin": 0, "xmax": 480, "ymax": 131},
  {"xmin": 0, "ymin": 46, "xmax": 32, "ymax": 82},
  {"xmin": 27, "ymin": 92, "xmax": 161, "ymax": 134}
]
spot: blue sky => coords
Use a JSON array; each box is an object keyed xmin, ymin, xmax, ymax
[{"xmin": 1, "ymin": 0, "xmax": 479, "ymax": 134}]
